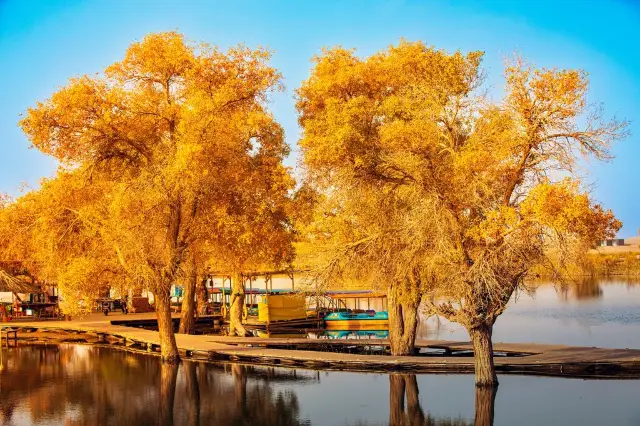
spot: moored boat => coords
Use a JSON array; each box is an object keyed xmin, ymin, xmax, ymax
[{"xmin": 324, "ymin": 310, "xmax": 389, "ymax": 329}]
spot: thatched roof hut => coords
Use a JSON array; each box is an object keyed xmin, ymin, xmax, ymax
[{"xmin": 0, "ymin": 269, "xmax": 43, "ymax": 294}]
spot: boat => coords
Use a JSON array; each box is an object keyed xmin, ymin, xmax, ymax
[
  {"xmin": 324, "ymin": 310, "xmax": 389, "ymax": 329},
  {"xmin": 318, "ymin": 289, "xmax": 389, "ymax": 329}
]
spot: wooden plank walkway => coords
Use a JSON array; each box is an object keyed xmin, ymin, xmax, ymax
[
  {"xmin": 202, "ymin": 336, "xmax": 559, "ymax": 353},
  {"xmin": 4, "ymin": 313, "xmax": 640, "ymax": 378}
]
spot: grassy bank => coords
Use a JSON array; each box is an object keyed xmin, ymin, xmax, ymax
[{"xmin": 581, "ymin": 252, "xmax": 640, "ymax": 277}]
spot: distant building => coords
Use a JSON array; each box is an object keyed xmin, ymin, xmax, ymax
[{"xmin": 596, "ymin": 238, "xmax": 625, "ymax": 247}]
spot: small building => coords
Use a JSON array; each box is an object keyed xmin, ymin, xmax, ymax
[
  {"xmin": 597, "ymin": 238, "xmax": 625, "ymax": 247},
  {"xmin": 0, "ymin": 261, "xmax": 59, "ymax": 318}
]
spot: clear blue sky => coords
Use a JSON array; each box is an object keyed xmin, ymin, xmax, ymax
[{"xmin": 1, "ymin": 0, "xmax": 638, "ymax": 235}]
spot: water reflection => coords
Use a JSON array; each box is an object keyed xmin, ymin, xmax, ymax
[
  {"xmin": 474, "ymin": 387, "xmax": 497, "ymax": 426},
  {"xmin": 184, "ymin": 362, "xmax": 199, "ymax": 426},
  {"xmin": 558, "ymin": 277, "xmax": 603, "ymax": 301},
  {"xmin": 2, "ymin": 345, "xmax": 640, "ymax": 425},
  {"xmin": 160, "ymin": 363, "xmax": 179, "ymax": 426},
  {"xmin": 223, "ymin": 363, "xmax": 308, "ymax": 426},
  {"xmin": 0, "ymin": 345, "xmax": 479, "ymax": 426},
  {"xmin": 388, "ymin": 375, "xmax": 474, "ymax": 426},
  {"xmin": 422, "ymin": 279, "xmax": 640, "ymax": 348},
  {"xmin": 0, "ymin": 345, "xmax": 316, "ymax": 425}
]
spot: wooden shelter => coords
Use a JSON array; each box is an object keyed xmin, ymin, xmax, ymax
[
  {"xmin": 0, "ymin": 269, "xmax": 43, "ymax": 294},
  {"xmin": 205, "ymin": 269, "xmax": 300, "ymax": 317},
  {"xmin": 0, "ymin": 261, "xmax": 56, "ymax": 319}
]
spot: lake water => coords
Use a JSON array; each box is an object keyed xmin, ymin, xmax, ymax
[
  {"xmin": 1, "ymin": 345, "xmax": 640, "ymax": 425},
  {"xmin": 1, "ymin": 278, "xmax": 640, "ymax": 425},
  {"xmin": 420, "ymin": 278, "xmax": 640, "ymax": 349}
]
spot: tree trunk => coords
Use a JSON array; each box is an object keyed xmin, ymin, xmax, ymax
[
  {"xmin": 155, "ymin": 289, "xmax": 180, "ymax": 364},
  {"xmin": 184, "ymin": 361, "xmax": 200, "ymax": 426},
  {"xmin": 158, "ymin": 362, "xmax": 179, "ymax": 426},
  {"xmin": 127, "ymin": 288, "xmax": 135, "ymax": 313},
  {"xmin": 387, "ymin": 283, "xmax": 421, "ymax": 356},
  {"xmin": 228, "ymin": 272, "xmax": 248, "ymax": 336},
  {"xmin": 469, "ymin": 322, "xmax": 498, "ymax": 387},
  {"xmin": 178, "ymin": 267, "xmax": 197, "ymax": 334},
  {"xmin": 197, "ymin": 277, "xmax": 208, "ymax": 316},
  {"xmin": 388, "ymin": 374, "xmax": 406, "ymax": 426},
  {"xmin": 474, "ymin": 385, "xmax": 498, "ymax": 426}
]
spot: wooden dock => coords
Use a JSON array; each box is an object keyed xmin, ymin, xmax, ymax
[
  {"xmin": 3, "ymin": 313, "xmax": 640, "ymax": 379},
  {"xmin": 1, "ymin": 327, "xmax": 18, "ymax": 347}
]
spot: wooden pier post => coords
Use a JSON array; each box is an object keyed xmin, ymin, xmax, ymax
[{"xmin": 1, "ymin": 328, "xmax": 17, "ymax": 348}]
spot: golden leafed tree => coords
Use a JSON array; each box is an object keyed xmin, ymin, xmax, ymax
[
  {"xmin": 19, "ymin": 31, "xmax": 293, "ymax": 361},
  {"xmin": 297, "ymin": 42, "xmax": 485, "ymax": 356},
  {"xmin": 297, "ymin": 41, "xmax": 626, "ymax": 386},
  {"xmin": 0, "ymin": 173, "xmax": 127, "ymax": 315}
]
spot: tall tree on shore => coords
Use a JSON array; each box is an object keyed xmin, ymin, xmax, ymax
[
  {"xmin": 297, "ymin": 42, "xmax": 626, "ymax": 385},
  {"xmin": 420, "ymin": 60, "xmax": 625, "ymax": 386},
  {"xmin": 296, "ymin": 42, "xmax": 484, "ymax": 356},
  {"xmin": 19, "ymin": 31, "xmax": 291, "ymax": 362}
]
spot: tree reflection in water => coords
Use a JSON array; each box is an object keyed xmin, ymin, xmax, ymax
[
  {"xmin": 558, "ymin": 277, "xmax": 603, "ymax": 301},
  {"xmin": 474, "ymin": 386, "xmax": 497, "ymax": 426},
  {"xmin": 0, "ymin": 345, "xmax": 312, "ymax": 425},
  {"xmin": 160, "ymin": 362, "xmax": 179, "ymax": 426},
  {"xmin": 572, "ymin": 277, "xmax": 603, "ymax": 300},
  {"xmin": 388, "ymin": 374, "xmax": 475, "ymax": 426},
  {"xmin": 0, "ymin": 345, "xmax": 494, "ymax": 425},
  {"xmin": 184, "ymin": 361, "xmax": 200, "ymax": 426}
]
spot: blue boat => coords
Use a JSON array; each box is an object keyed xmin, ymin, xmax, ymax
[{"xmin": 324, "ymin": 311, "xmax": 389, "ymax": 329}]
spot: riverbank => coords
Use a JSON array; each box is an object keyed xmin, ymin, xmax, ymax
[{"xmin": 3, "ymin": 313, "xmax": 640, "ymax": 379}]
